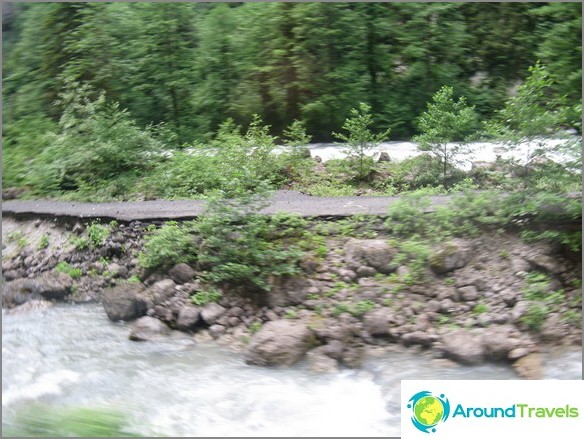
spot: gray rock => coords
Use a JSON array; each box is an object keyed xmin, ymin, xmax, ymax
[
  {"xmin": 144, "ymin": 279, "xmax": 176, "ymax": 306},
  {"xmin": 441, "ymin": 329, "xmax": 485, "ymax": 365},
  {"xmin": 201, "ymin": 302, "xmax": 227, "ymax": 325},
  {"xmin": 101, "ymin": 284, "xmax": 148, "ymax": 321},
  {"xmin": 458, "ymin": 285, "xmax": 479, "ymax": 301},
  {"xmin": 8, "ymin": 299, "xmax": 54, "ymax": 314},
  {"xmin": 307, "ymin": 347, "xmax": 340, "ymax": 373},
  {"xmin": 244, "ymin": 320, "xmax": 314, "ymax": 366},
  {"xmin": 355, "ymin": 266, "xmax": 377, "ymax": 278},
  {"xmin": 540, "ymin": 313, "xmax": 569, "ymax": 341},
  {"xmin": 209, "ymin": 324, "xmax": 226, "ymax": 339},
  {"xmin": 129, "ymin": 316, "xmax": 171, "ymax": 341},
  {"xmin": 429, "ymin": 239, "xmax": 472, "ymax": 274},
  {"xmin": 344, "ymin": 239, "xmax": 397, "ymax": 274},
  {"xmin": 513, "ymin": 353, "xmax": 543, "ymax": 379},
  {"xmin": 401, "ymin": 331, "xmax": 438, "ymax": 347},
  {"xmin": 168, "ymin": 263, "xmax": 196, "ymax": 284},
  {"xmin": 362, "ymin": 309, "xmax": 394, "ymax": 336},
  {"xmin": 322, "ymin": 340, "xmax": 345, "ymax": 360},
  {"xmin": 106, "ymin": 263, "xmax": 128, "ymax": 278},
  {"xmin": 176, "ymin": 306, "xmax": 201, "ymax": 330},
  {"xmin": 526, "ymin": 254, "xmax": 566, "ymax": 275},
  {"xmin": 378, "ymin": 152, "xmax": 391, "ymax": 162},
  {"xmin": 3, "ymin": 272, "xmax": 73, "ymax": 306},
  {"xmin": 266, "ymin": 275, "xmax": 311, "ymax": 307},
  {"xmin": 480, "ymin": 325, "xmax": 520, "ymax": 360},
  {"xmin": 336, "ymin": 268, "xmax": 357, "ymax": 282}
]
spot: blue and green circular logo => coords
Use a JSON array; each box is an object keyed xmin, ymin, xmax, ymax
[{"xmin": 408, "ymin": 391, "xmax": 450, "ymax": 433}]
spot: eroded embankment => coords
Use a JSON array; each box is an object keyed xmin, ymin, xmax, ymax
[{"xmin": 2, "ymin": 214, "xmax": 581, "ymax": 379}]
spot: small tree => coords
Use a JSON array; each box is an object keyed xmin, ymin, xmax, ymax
[
  {"xmin": 486, "ymin": 62, "xmax": 573, "ymax": 180},
  {"xmin": 333, "ymin": 102, "xmax": 391, "ymax": 181},
  {"xmin": 414, "ymin": 86, "xmax": 477, "ymax": 188},
  {"xmin": 283, "ymin": 119, "xmax": 312, "ymax": 155}
]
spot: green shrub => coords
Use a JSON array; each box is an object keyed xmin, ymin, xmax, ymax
[
  {"xmin": 55, "ymin": 261, "xmax": 82, "ymax": 279},
  {"xmin": 193, "ymin": 192, "xmax": 304, "ymax": 293},
  {"xmin": 37, "ymin": 234, "xmax": 50, "ymax": 250},
  {"xmin": 520, "ymin": 303, "xmax": 549, "ymax": 332},
  {"xmin": 138, "ymin": 221, "xmax": 196, "ymax": 270},
  {"xmin": 191, "ymin": 288, "xmax": 223, "ymax": 306},
  {"xmin": 3, "ymin": 405, "xmax": 138, "ymax": 437}
]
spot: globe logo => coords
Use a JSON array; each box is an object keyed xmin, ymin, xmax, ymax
[{"xmin": 407, "ymin": 391, "xmax": 450, "ymax": 433}]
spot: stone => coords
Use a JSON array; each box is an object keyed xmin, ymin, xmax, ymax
[
  {"xmin": 526, "ymin": 254, "xmax": 566, "ymax": 275},
  {"xmin": 101, "ymin": 284, "xmax": 148, "ymax": 321},
  {"xmin": 3, "ymin": 272, "xmax": 73, "ymax": 306},
  {"xmin": 176, "ymin": 306, "xmax": 201, "ymax": 330},
  {"xmin": 36, "ymin": 272, "xmax": 74, "ymax": 300},
  {"xmin": 322, "ymin": 340, "xmax": 345, "ymax": 360},
  {"xmin": 244, "ymin": 320, "xmax": 314, "ymax": 366},
  {"xmin": 144, "ymin": 279, "xmax": 176, "ymax": 306},
  {"xmin": 306, "ymin": 347, "xmax": 340, "ymax": 373},
  {"xmin": 440, "ymin": 329, "xmax": 485, "ymax": 365},
  {"xmin": 362, "ymin": 309, "xmax": 394, "ymax": 336},
  {"xmin": 480, "ymin": 325, "xmax": 520, "ymax": 360},
  {"xmin": 129, "ymin": 316, "xmax": 171, "ymax": 341},
  {"xmin": 209, "ymin": 324, "xmax": 226, "ymax": 339},
  {"xmin": 378, "ymin": 152, "xmax": 391, "ymax": 162},
  {"xmin": 107, "ymin": 263, "xmax": 128, "ymax": 278},
  {"xmin": 540, "ymin": 313, "xmax": 569, "ymax": 341},
  {"xmin": 401, "ymin": 331, "xmax": 438, "ymax": 347},
  {"xmin": 168, "ymin": 263, "xmax": 196, "ymax": 284},
  {"xmin": 355, "ymin": 266, "xmax": 377, "ymax": 278},
  {"xmin": 429, "ymin": 239, "xmax": 472, "ymax": 274},
  {"xmin": 266, "ymin": 275, "xmax": 311, "ymax": 307},
  {"xmin": 344, "ymin": 239, "xmax": 397, "ymax": 274},
  {"xmin": 458, "ymin": 285, "xmax": 479, "ymax": 301},
  {"xmin": 513, "ymin": 353, "xmax": 543, "ymax": 379},
  {"xmin": 8, "ymin": 299, "xmax": 54, "ymax": 314},
  {"xmin": 336, "ymin": 268, "xmax": 357, "ymax": 282},
  {"xmin": 201, "ymin": 302, "xmax": 227, "ymax": 325}
]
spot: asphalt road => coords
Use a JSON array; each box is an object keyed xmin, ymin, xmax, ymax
[{"xmin": 2, "ymin": 190, "xmax": 455, "ymax": 222}]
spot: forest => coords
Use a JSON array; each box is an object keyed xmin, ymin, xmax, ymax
[{"xmin": 1, "ymin": 2, "xmax": 582, "ymax": 201}]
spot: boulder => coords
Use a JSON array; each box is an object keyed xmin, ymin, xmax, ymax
[
  {"xmin": 378, "ymin": 152, "xmax": 391, "ymax": 162},
  {"xmin": 209, "ymin": 324, "xmax": 226, "ymax": 339},
  {"xmin": 168, "ymin": 263, "xmax": 196, "ymax": 284},
  {"xmin": 355, "ymin": 266, "xmax": 377, "ymax": 278},
  {"xmin": 175, "ymin": 306, "xmax": 201, "ymax": 331},
  {"xmin": 362, "ymin": 309, "xmax": 394, "ymax": 336},
  {"xmin": 2, "ymin": 272, "xmax": 73, "ymax": 306},
  {"xmin": 244, "ymin": 320, "xmax": 314, "ymax": 366},
  {"xmin": 8, "ymin": 299, "xmax": 54, "ymax": 314},
  {"xmin": 144, "ymin": 279, "xmax": 176, "ymax": 306},
  {"xmin": 526, "ymin": 254, "xmax": 567, "ymax": 275},
  {"xmin": 440, "ymin": 329, "xmax": 485, "ymax": 365},
  {"xmin": 106, "ymin": 263, "xmax": 128, "ymax": 278},
  {"xmin": 129, "ymin": 316, "xmax": 171, "ymax": 341},
  {"xmin": 266, "ymin": 275, "xmax": 311, "ymax": 307},
  {"xmin": 458, "ymin": 285, "xmax": 479, "ymax": 301},
  {"xmin": 513, "ymin": 353, "xmax": 543, "ymax": 379},
  {"xmin": 101, "ymin": 283, "xmax": 148, "ymax": 321},
  {"xmin": 429, "ymin": 239, "xmax": 472, "ymax": 274},
  {"xmin": 344, "ymin": 239, "xmax": 397, "ymax": 274},
  {"xmin": 480, "ymin": 325, "xmax": 521, "ymax": 360},
  {"xmin": 401, "ymin": 331, "xmax": 438, "ymax": 347},
  {"xmin": 306, "ymin": 347, "xmax": 340, "ymax": 373},
  {"xmin": 201, "ymin": 302, "xmax": 227, "ymax": 325}
]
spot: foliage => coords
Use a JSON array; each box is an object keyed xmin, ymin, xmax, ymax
[
  {"xmin": 37, "ymin": 234, "xmax": 50, "ymax": 250},
  {"xmin": 333, "ymin": 102, "xmax": 391, "ymax": 181},
  {"xmin": 248, "ymin": 322, "xmax": 262, "ymax": 334},
  {"xmin": 191, "ymin": 288, "xmax": 223, "ymax": 306},
  {"xmin": 3, "ymin": 405, "xmax": 138, "ymax": 437},
  {"xmin": 72, "ymin": 222, "xmax": 112, "ymax": 250},
  {"xmin": 414, "ymin": 86, "xmax": 478, "ymax": 188},
  {"xmin": 192, "ymin": 192, "xmax": 304, "ymax": 294},
  {"xmin": 55, "ymin": 261, "xmax": 82, "ymax": 279},
  {"xmin": 138, "ymin": 221, "xmax": 197, "ymax": 270}
]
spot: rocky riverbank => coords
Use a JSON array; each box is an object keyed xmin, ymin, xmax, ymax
[{"xmin": 2, "ymin": 216, "xmax": 581, "ymax": 379}]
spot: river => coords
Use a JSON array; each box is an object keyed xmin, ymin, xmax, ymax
[{"xmin": 2, "ymin": 304, "xmax": 581, "ymax": 437}]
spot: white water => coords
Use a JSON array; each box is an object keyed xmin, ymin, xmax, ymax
[
  {"xmin": 303, "ymin": 137, "xmax": 580, "ymax": 170},
  {"xmin": 2, "ymin": 304, "xmax": 581, "ymax": 437}
]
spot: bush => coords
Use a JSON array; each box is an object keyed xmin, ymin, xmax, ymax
[
  {"xmin": 28, "ymin": 79, "xmax": 161, "ymax": 196},
  {"xmin": 191, "ymin": 288, "xmax": 222, "ymax": 306},
  {"xmin": 193, "ymin": 191, "xmax": 304, "ymax": 294},
  {"xmin": 55, "ymin": 261, "xmax": 82, "ymax": 279},
  {"xmin": 138, "ymin": 221, "xmax": 197, "ymax": 270}
]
